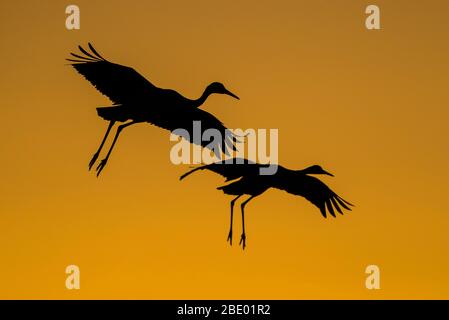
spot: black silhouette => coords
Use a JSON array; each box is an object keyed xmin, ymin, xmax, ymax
[
  {"xmin": 68, "ymin": 43, "xmax": 240, "ymax": 176},
  {"xmin": 180, "ymin": 158, "xmax": 353, "ymax": 249}
]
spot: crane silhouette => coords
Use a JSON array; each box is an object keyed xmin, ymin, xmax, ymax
[
  {"xmin": 180, "ymin": 158, "xmax": 353, "ymax": 249},
  {"xmin": 68, "ymin": 43, "xmax": 240, "ymax": 176}
]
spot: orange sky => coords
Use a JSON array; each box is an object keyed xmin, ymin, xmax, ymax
[{"xmin": 0, "ymin": 0, "xmax": 448, "ymax": 299}]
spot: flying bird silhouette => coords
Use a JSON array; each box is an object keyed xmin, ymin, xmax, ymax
[
  {"xmin": 68, "ymin": 43, "xmax": 240, "ymax": 176},
  {"xmin": 180, "ymin": 158, "xmax": 353, "ymax": 249}
]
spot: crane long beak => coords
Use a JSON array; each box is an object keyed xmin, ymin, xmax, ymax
[
  {"xmin": 224, "ymin": 89, "xmax": 240, "ymax": 100},
  {"xmin": 323, "ymin": 170, "xmax": 334, "ymax": 177}
]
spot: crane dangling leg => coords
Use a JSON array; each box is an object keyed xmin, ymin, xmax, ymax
[
  {"xmin": 96, "ymin": 120, "xmax": 138, "ymax": 176},
  {"xmin": 239, "ymin": 195, "xmax": 256, "ymax": 250},
  {"xmin": 228, "ymin": 195, "xmax": 242, "ymax": 246},
  {"xmin": 89, "ymin": 121, "xmax": 116, "ymax": 171}
]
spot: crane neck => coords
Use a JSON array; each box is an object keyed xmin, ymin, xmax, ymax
[{"xmin": 192, "ymin": 88, "xmax": 212, "ymax": 108}]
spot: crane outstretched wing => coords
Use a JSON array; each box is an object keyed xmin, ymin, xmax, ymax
[
  {"xmin": 162, "ymin": 107, "xmax": 241, "ymax": 156},
  {"xmin": 70, "ymin": 43, "xmax": 239, "ymax": 155},
  {"xmin": 67, "ymin": 43, "xmax": 158, "ymax": 104},
  {"xmin": 97, "ymin": 105, "xmax": 240, "ymax": 156},
  {"xmin": 179, "ymin": 158, "xmax": 273, "ymax": 181},
  {"xmin": 274, "ymin": 173, "xmax": 353, "ymax": 218}
]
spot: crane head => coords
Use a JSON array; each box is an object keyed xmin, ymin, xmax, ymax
[
  {"xmin": 301, "ymin": 165, "xmax": 334, "ymax": 176},
  {"xmin": 207, "ymin": 82, "xmax": 240, "ymax": 100}
]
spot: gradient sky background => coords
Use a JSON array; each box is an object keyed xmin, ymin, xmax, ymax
[{"xmin": 1, "ymin": 0, "xmax": 448, "ymax": 299}]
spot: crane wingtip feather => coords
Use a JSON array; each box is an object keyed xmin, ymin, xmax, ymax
[
  {"xmin": 319, "ymin": 205, "xmax": 327, "ymax": 218},
  {"xmin": 88, "ymin": 42, "xmax": 107, "ymax": 61}
]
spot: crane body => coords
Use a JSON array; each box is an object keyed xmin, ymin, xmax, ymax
[
  {"xmin": 181, "ymin": 158, "xmax": 353, "ymax": 249},
  {"xmin": 68, "ymin": 43, "xmax": 239, "ymax": 176}
]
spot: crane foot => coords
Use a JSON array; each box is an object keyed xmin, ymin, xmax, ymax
[
  {"xmin": 227, "ymin": 230, "xmax": 233, "ymax": 245},
  {"xmin": 96, "ymin": 159, "xmax": 108, "ymax": 177},
  {"xmin": 89, "ymin": 152, "xmax": 99, "ymax": 171},
  {"xmin": 239, "ymin": 233, "xmax": 246, "ymax": 250}
]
